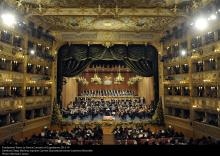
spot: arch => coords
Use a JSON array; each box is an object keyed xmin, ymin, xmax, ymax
[{"xmin": 57, "ymin": 44, "xmax": 159, "ymax": 106}]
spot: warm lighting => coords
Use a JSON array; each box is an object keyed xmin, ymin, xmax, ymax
[
  {"xmin": 5, "ymin": 79, "xmax": 12, "ymax": 82},
  {"xmin": 1, "ymin": 13, "xmax": 16, "ymax": 27},
  {"xmin": 192, "ymin": 105, "xmax": 198, "ymax": 108},
  {"xmin": 128, "ymin": 75, "xmax": 142, "ymax": 85},
  {"xmin": 29, "ymin": 80, "xmax": 36, "ymax": 83},
  {"xmin": 211, "ymin": 86, "xmax": 216, "ymax": 90},
  {"xmin": 103, "ymin": 42, "xmax": 113, "ymax": 48},
  {"xmin": 209, "ymin": 14, "xmax": 217, "ymax": 20},
  {"xmin": 195, "ymin": 18, "xmax": 208, "ymax": 31},
  {"xmin": 103, "ymin": 22, "xmax": 112, "ymax": 27},
  {"xmin": 214, "ymin": 49, "xmax": 220, "ymax": 53},
  {"xmin": 203, "ymin": 79, "xmax": 211, "ymax": 82},
  {"xmin": 114, "ymin": 71, "xmax": 124, "ymax": 84},
  {"xmin": 30, "ymin": 49, "xmax": 35, "ymax": 55},
  {"xmin": 217, "ymin": 108, "xmax": 220, "ymax": 112},
  {"xmin": 181, "ymin": 50, "xmax": 186, "ymax": 56},
  {"xmin": 180, "ymin": 80, "xmax": 186, "ymax": 84},
  {"xmin": 91, "ymin": 73, "xmax": 102, "ymax": 84},
  {"xmin": 46, "ymin": 81, "xmax": 53, "ymax": 84},
  {"xmin": 76, "ymin": 77, "xmax": 88, "ymax": 85}
]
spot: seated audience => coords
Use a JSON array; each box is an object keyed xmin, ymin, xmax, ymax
[
  {"xmin": 1, "ymin": 125, "xmax": 103, "ymax": 145},
  {"xmin": 112, "ymin": 125, "xmax": 218, "ymax": 145}
]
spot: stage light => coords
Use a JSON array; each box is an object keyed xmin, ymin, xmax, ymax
[
  {"xmin": 30, "ymin": 49, "xmax": 35, "ymax": 55},
  {"xmin": 195, "ymin": 18, "xmax": 208, "ymax": 31},
  {"xmin": 181, "ymin": 50, "xmax": 186, "ymax": 56},
  {"xmin": 1, "ymin": 13, "xmax": 16, "ymax": 27}
]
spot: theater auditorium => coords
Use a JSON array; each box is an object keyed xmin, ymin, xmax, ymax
[{"xmin": 0, "ymin": 0, "xmax": 220, "ymax": 147}]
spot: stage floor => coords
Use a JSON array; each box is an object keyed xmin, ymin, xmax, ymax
[{"xmin": 62, "ymin": 115, "xmax": 152, "ymax": 123}]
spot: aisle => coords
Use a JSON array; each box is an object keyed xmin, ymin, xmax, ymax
[
  {"xmin": 103, "ymin": 134, "xmax": 115, "ymax": 145},
  {"xmin": 102, "ymin": 125, "xmax": 115, "ymax": 145}
]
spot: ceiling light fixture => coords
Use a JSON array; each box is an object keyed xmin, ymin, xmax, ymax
[
  {"xmin": 181, "ymin": 50, "xmax": 187, "ymax": 56},
  {"xmin": 1, "ymin": 13, "xmax": 16, "ymax": 27},
  {"xmin": 208, "ymin": 14, "xmax": 217, "ymax": 20},
  {"xmin": 30, "ymin": 49, "xmax": 35, "ymax": 55},
  {"xmin": 194, "ymin": 17, "xmax": 208, "ymax": 31}
]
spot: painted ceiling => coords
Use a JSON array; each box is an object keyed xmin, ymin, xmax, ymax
[
  {"xmin": 3, "ymin": 0, "xmax": 213, "ymax": 34},
  {"xmin": 35, "ymin": 16, "xmax": 176, "ymax": 32},
  {"xmin": 8, "ymin": 0, "xmax": 184, "ymax": 8}
]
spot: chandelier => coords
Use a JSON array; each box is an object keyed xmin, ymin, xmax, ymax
[
  {"xmin": 76, "ymin": 76, "xmax": 89, "ymax": 85},
  {"xmin": 91, "ymin": 73, "xmax": 102, "ymax": 85},
  {"xmin": 127, "ymin": 75, "xmax": 142, "ymax": 85},
  {"xmin": 114, "ymin": 67, "xmax": 124, "ymax": 84}
]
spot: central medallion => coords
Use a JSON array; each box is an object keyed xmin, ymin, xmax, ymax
[{"xmin": 93, "ymin": 18, "xmax": 125, "ymax": 30}]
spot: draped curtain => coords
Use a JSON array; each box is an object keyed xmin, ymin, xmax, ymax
[
  {"xmin": 62, "ymin": 58, "xmax": 92, "ymax": 77},
  {"xmin": 57, "ymin": 44, "xmax": 159, "ymax": 105},
  {"xmin": 124, "ymin": 58, "xmax": 153, "ymax": 77}
]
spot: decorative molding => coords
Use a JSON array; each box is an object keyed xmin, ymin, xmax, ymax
[
  {"xmin": 60, "ymin": 32, "xmax": 158, "ymax": 44},
  {"xmin": 25, "ymin": 8, "xmax": 187, "ymax": 17}
]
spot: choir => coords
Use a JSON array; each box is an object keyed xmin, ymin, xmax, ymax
[{"xmin": 80, "ymin": 90, "xmax": 135, "ymax": 97}]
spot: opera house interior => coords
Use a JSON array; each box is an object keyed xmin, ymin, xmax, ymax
[{"xmin": 0, "ymin": 0, "xmax": 220, "ymax": 148}]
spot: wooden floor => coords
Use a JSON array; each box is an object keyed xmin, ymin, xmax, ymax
[{"xmin": 103, "ymin": 134, "xmax": 115, "ymax": 145}]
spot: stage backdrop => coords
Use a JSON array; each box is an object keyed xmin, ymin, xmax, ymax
[
  {"xmin": 78, "ymin": 72, "xmax": 138, "ymax": 95},
  {"xmin": 61, "ymin": 74, "xmax": 154, "ymax": 107}
]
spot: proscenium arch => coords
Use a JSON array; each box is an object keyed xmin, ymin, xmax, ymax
[{"xmin": 57, "ymin": 44, "xmax": 159, "ymax": 106}]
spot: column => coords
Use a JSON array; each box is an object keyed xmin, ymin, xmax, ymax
[
  {"xmin": 159, "ymin": 42, "xmax": 165, "ymax": 113},
  {"xmin": 22, "ymin": 28, "xmax": 28, "ymax": 123},
  {"xmin": 188, "ymin": 28, "xmax": 194, "ymax": 125},
  {"xmin": 51, "ymin": 40, "xmax": 58, "ymax": 111}
]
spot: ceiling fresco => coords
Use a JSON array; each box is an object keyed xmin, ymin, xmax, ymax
[
  {"xmin": 35, "ymin": 16, "xmax": 176, "ymax": 32},
  {"xmin": 8, "ymin": 0, "xmax": 172, "ymax": 8},
  {"xmin": 2, "ymin": 0, "xmax": 214, "ymax": 42}
]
